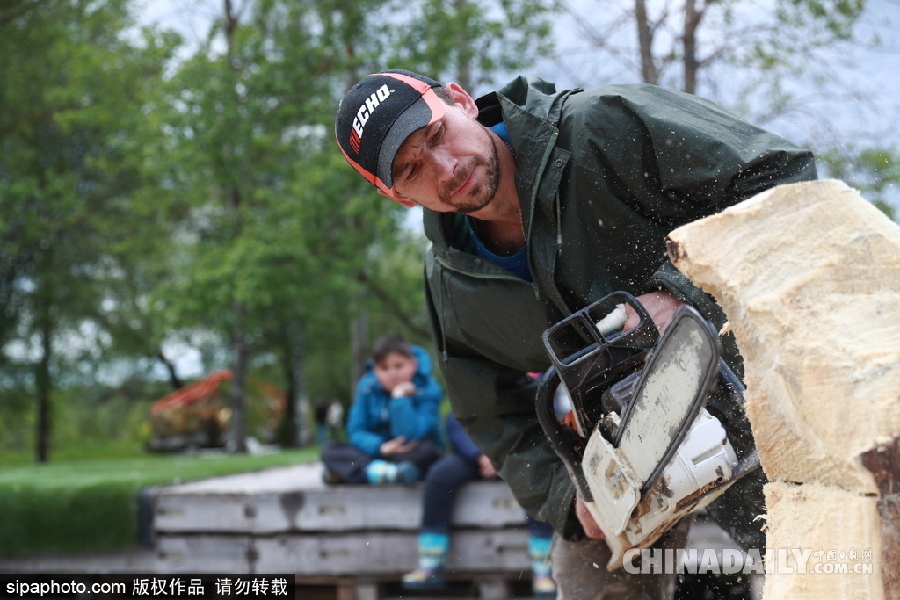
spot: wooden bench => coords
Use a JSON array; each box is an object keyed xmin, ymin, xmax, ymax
[{"xmin": 151, "ymin": 462, "xmax": 533, "ymax": 599}]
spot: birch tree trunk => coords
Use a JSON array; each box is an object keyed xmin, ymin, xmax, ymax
[{"xmin": 667, "ymin": 180, "xmax": 900, "ymax": 599}]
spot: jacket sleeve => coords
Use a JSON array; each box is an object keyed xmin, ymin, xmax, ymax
[
  {"xmin": 388, "ymin": 374, "xmax": 443, "ymax": 442},
  {"xmin": 424, "ymin": 276, "xmax": 582, "ymax": 539},
  {"xmin": 446, "ymin": 414, "xmax": 482, "ymax": 463},
  {"xmin": 345, "ymin": 380, "xmax": 386, "ymax": 457}
]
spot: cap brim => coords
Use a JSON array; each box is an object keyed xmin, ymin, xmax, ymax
[{"xmin": 376, "ymin": 89, "xmax": 446, "ymax": 191}]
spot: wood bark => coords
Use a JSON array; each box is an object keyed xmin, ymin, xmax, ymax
[{"xmin": 666, "ymin": 179, "xmax": 900, "ymax": 599}]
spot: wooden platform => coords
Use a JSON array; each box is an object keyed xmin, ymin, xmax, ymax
[
  {"xmin": 151, "ymin": 463, "xmax": 531, "ymax": 576},
  {"xmin": 153, "ymin": 463, "xmax": 535, "ymax": 598}
]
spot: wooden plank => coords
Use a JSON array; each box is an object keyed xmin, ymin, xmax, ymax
[
  {"xmin": 0, "ymin": 549, "xmax": 158, "ymax": 574},
  {"xmin": 154, "ymin": 463, "xmax": 527, "ymax": 534},
  {"xmin": 354, "ymin": 582, "xmax": 379, "ymax": 600},
  {"xmin": 299, "ymin": 573, "xmax": 531, "ymax": 600},
  {"xmin": 194, "ymin": 529, "xmax": 531, "ymax": 576},
  {"xmin": 155, "ymin": 535, "xmax": 252, "ymax": 573},
  {"xmin": 154, "ymin": 493, "xmax": 255, "ymax": 533}
]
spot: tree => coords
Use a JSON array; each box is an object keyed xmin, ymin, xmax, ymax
[
  {"xmin": 817, "ymin": 145, "xmax": 899, "ymax": 220},
  {"xmin": 546, "ymin": 0, "xmax": 898, "ymax": 217},
  {"xmin": 550, "ymin": 0, "xmax": 865, "ymax": 101},
  {"xmin": 379, "ymin": 0, "xmax": 555, "ymax": 89},
  {"xmin": 0, "ymin": 0, "xmax": 177, "ymax": 461},
  {"xmin": 140, "ymin": 0, "xmax": 557, "ymax": 450}
]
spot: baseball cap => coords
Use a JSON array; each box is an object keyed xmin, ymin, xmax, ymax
[{"xmin": 335, "ymin": 69, "xmax": 447, "ymax": 196}]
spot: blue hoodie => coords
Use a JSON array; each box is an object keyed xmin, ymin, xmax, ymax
[{"xmin": 345, "ymin": 345, "xmax": 444, "ymax": 457}]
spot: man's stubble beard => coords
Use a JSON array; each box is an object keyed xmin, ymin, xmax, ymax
[{"xmin": 440, "ymin": 128, "xmax": 501, "ymax": 215}]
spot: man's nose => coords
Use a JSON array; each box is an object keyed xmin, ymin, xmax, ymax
[{"xmin": 429, "ymin": 147, "xmax": 457, "ymax": 181}]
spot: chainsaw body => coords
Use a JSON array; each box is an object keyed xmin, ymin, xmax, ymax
[{"xmin": 536, "ymin": 292, "xmax": 757, "ymax": 569}]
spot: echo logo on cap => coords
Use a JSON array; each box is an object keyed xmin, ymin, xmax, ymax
[{"xmin": 349, "ymin": 84, "xmax": 392, "ymax": 153}]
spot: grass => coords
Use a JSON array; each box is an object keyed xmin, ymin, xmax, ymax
[
  {"xmin": 0, "ymin": 447, "xmax": 320, "ymax": 556},
  {"xmin": 0, "ymin": 438, "xmax": 150, "ymax": 467}
]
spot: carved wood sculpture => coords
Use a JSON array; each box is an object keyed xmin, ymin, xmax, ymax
[{"xmin": 666, "ymin": 180, "xmax": 900, "ymax": 599}]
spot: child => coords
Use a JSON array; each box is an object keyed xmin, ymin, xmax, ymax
[
  {"xmin": 403, "ymin": 414, "xmax": 557, "ymax": 597},
  {"xmin": 321, "ymin": 334, "xmax": 443, "ymax": 484}
]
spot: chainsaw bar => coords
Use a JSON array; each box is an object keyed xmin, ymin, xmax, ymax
[{"xmin": 614, "ymin": 305, "xmax": 720, "ymax": 496}]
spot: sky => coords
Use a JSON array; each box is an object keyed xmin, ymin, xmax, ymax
[{"xmin": 139, "ymin": 0, "xmax": 900, "ymax": 215}]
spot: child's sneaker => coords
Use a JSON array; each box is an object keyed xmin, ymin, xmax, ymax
[
  {"xmin": 532, "ymin": 573, "xmax": 557, "ymax": 598},
  {"xmin": 404, "ymin": 531, "xmax": 449, "ymax": 589},
  {"xmin": 402, "ymin": 567, "xmax": 446, "ymax": 590},
  {"xmin": 396, "ymin": 460, "xmax": 421, "ymax": 484},
  {"xmin": 365, "ymin": 459, "xmax": 420, "ymax": 484}
]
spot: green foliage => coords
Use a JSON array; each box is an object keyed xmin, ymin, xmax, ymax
[
  {"xmin": 715, "ymin": 0, "xmax": 867, "ymax": 77},
  {"xmin": 0, "ymin": 0, "xmax": 182, "ymax": 460},
  {"xmin": 379, "ymin": 0, "xmax": 556, "ymax": 87},
  {"xmin": 0, "ymin": 448, "xmax": 319, "ymax": 555},
  {"xmin": 0, "ymin": 0, "xmax": 556, "ymax": 460},
  {"xmin": 817, "ymin": 145, "xmax": 900, "ymax": 220},
  {"xmin": 0, "ymin": 379, "xmax": 165, "ymax": 465}
]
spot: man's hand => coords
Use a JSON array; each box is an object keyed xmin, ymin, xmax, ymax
[
  {"xmin": 575, "ymin": 494, "xmax": 606, "ymax": 539},
  {"xmin": 623, "ymin": 290, "xmax": 685, "ymax": 333},
  {"xmin": 477, "ymin": 454, "xmax": 498, "ymax": 479},
  {"xmin": 380, "ymin": 436, "xmax": 419, "ymax": 456}
]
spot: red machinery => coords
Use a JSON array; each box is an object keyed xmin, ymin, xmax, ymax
[{"xmin": 148, "ymin": 370, "xmax": 286, "ymax": 451}]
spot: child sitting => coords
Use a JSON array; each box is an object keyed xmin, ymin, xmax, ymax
[{"xmin": 321, "ymin": 334, "xmax": 443, "ymax": 484}]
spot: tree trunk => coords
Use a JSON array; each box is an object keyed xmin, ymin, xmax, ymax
[
  {"xmin": 455, "ymin": 0, "xmax": 472, "ymax": 90},
  {"xmin": 231, "ymin": 300, "xmax": 248, "ymax": 453},
  {"xmin": 223, "ymin": 0, "xmax": 247, "ymax": 454},
  {"xmin": 282, "ymin": 320, "xmax": 310, "ymax": 447},
  {"xmin": 35, "ymin": 311, "xmax": 51, "ymax": 464},
  {"xmin": 281, "ymin": 337, "xmax": 298, "ymax": 448},
  {"xmin": 351, "ymin": 309, "xmax": 368, "ymax": 396},
  {"xmin": 291, "ymin": 323, "xmax": 311, "ymax": 447},
  {"xmin": 682, "ymin": 0, "xmax": 700, "ymax": 94},
  {"xmin": 667, "ymin": 180, "xmax": 900, "ymax": 599},
  {"xmin": 634, "ymin": 0, "xmax": 658, "ymax": 85},
  {"xmin": 156, "ymin": 348, "xmax": 184, "ymax": 390}
]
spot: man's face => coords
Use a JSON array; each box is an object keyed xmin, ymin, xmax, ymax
[
  {"xmin": 373, "ymin": 351, "xmax": 417, "ymax": 394},
  {"xmin": 390, "ymin": 96, "xmax": 500, "ymax": 214}
]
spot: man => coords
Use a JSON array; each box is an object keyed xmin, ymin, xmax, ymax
[{"xmin": 335, "ymin": 69, "xmax": 816, "ymax": 598}]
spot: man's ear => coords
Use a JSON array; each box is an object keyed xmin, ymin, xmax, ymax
[
  {"xmin": 445, "ymin": 82, "xmax": 479, "ymax": 118},
  {"xmin": 377, "ymin": 187, "xmax": 418, "ymax": 208}
]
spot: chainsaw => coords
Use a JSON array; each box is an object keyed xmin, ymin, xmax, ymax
[{"xmin": 535, "ymin": 292, "xmax": 760, "ymax": 570}]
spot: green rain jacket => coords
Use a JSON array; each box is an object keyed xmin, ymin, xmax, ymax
[{"xmin": 423, "ymin": 77, "xmax": 817, "ymax": 540}]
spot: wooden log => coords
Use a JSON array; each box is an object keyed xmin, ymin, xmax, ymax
[{"xmin": 666, "ymin": 179, "xmax": 900, "ymax": 599}]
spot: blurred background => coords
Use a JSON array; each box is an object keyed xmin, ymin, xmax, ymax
[{"xmin": 0, "ymin": 0, "xmax": 897, "ymax": 469}]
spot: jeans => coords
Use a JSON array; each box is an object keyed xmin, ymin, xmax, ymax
[
  {"xmin": 420, "ymin": 452, "xmax": 553, "ymax": 538},
  {"xmin": 550, "ymin": 517, "xmax": 691, "ymax": 600}
]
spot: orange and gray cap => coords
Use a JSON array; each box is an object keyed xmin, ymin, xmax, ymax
[{"xmin": 335, "ymin": 69, "xmax": 446, "ymax": 196}]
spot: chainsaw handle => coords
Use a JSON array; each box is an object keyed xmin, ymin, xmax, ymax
[
  {"xmin": 541, "ymin": 292, "xmax": 659, "ymax": 435},
  {"xmin": 535, "ymin": 368, "xmax": 595, "ymax": 502},
  {"xmin": 541, "ymin": 292, "xmax": 656, "ymax": 381}
]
